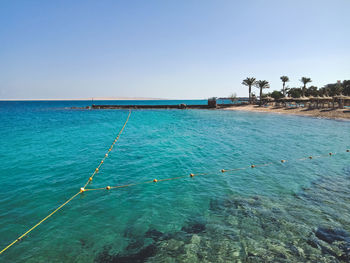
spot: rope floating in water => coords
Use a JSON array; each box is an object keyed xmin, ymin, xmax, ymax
[
  {"xmin": 0, "ymin": 110, "xmax": 348, "ymax": 255},
  {"xmin": 0, "ymin": 110, "xmax": 132, "ymax": 255}
]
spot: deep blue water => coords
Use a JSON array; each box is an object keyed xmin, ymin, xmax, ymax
[
  {"xmin": 0, "ymin": 99, "xmax": 207, "ymax": 111},
  {"xmin": 1, "ymin": 101, "xmax": 350, "ymax": 262}
]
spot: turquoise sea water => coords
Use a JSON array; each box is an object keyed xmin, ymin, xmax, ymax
[{"xmin": 1, "ymin": 101, "xmax": 350, "ymax": 262}]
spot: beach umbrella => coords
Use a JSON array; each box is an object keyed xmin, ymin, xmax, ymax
[
  {"xmin": 334, "ymin": 94, "xmax": 350, "ymax": 108},
  {"xmin": 334, "ymin": 94, "xmax": 350, "ymax": 99},
  {"xmin": 297, "ymin": 97, "xmax": 309, "ymax": 101},
  {"xmin": 281, "ymin": 96, "xmax": 293, "ymax": 101}
]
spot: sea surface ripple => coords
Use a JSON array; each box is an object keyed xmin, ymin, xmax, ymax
[{"xmin": 1, "ymin": 101, "xmax": 350, "ymax": 262}]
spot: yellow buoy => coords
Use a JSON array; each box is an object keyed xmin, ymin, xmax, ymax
[
  {"xmin": 89, "ymin": 177, "xmax": 92, "ymax": 181},
  {"xmin": 153, "ymin": 179, "xmax": 158, "ymax": 182},
  {"xmin": 251, "ymin": 165, "xmax": 255, "ymax": 168},
  {"xmin": 106, "ymin": 186, "xmax": 111, "ymax": 190},
  {"xmin": 95, "ymin": 168, "xmax": 99, "ymax": 172},
  {"xmin": 101, "ymin": 160, "xmax": 104, "ymax": 164},
  {"xmin": 80, "ymin": 188, "xmax": 85, "ymax": 193},
  {"xmin": 105, "ymin": 154, "xmax": 108, "ymax": 157},
  {"xmin": 190, "ymin": 173, "xmax": 194, "ymax": 177}
]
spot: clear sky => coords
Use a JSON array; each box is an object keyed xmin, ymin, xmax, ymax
[{"xmin": 1, "ymin": 0, "xmax": 349, "ymax": 100}]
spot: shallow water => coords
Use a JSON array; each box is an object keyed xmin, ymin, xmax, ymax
[{"xmin": 0, "ymin": 101, "xmax": 350, "ymax": 262}]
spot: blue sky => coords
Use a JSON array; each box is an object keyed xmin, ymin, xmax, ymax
[{"xmin": 0, "ymin": 0, "xmax": 349, "ymax": 99}]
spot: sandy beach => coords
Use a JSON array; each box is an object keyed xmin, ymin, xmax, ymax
[{"xmin": 224, "ymin": 104, "xmax": 350, "ymax": 120}]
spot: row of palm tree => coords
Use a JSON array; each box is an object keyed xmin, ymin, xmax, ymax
[
  {"xmin": 280, "ymin": 76, "xmax": 313, "ymax": 97},
  {"xmin": 242, "ymin": 77, "xmax": 270, "ymax": 106},
  {"xmin": 242, "ymin": 76, "xmax": 313, "ymax": 106}
]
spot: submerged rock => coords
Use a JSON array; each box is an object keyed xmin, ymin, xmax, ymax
[
  {"xmin": 145, "ymin": 229, "xmax": 164, "ymax": 241},
  {"xmin": 315, "ymin": 227, "xmax": 350, "ymax": 244},
  {"xmin": 307, "ymin": 237, "xmax": 321, "ymax": 249},
  {"xmin": 181, "ymin": 222, "xmax": 206, "ymax": 234},
  {"xmin": 125, "ymin": 239, "xmax": 144, "ymax": 252},
  {"xmin": 95, "ymin": 243, "xmax": 157, "ymax": 263},
  {"xmin": 97, "ymin": 183, "xmax": 350, "ymax": 263},
  {"xmin": 338, "ymin": 243, "xmax": 350, "ymax": 261},
  {"xmin": 313, "ymin": 227, "xmax": 350, "ymax": 261},
  {"xmin": 287, "ymin": 244, "xmax": 305, "ymax": 258}
]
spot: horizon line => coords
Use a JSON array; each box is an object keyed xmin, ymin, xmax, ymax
[{"xmin": 0, "ymin": 97, "xmax": 210, "ymax": 101}]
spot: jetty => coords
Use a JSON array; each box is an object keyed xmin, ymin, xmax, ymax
[{"xmin": 89, "ymin": 98, "xmax": 247, "ymax": 110}]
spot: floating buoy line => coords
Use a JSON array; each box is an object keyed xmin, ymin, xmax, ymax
[
  {"xmin": 0, "ymin": 110, "xmax": 131, "ymax": 255},
  {"xmin": 0, "ymin": 109, "xmax": 349, "ymax": 255}
]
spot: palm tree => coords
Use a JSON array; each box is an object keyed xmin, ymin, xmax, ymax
[
  {"xmin": 280, "ymin": 76, "xmax": 289, "ymax": 96},
  {"xmin": 300, "ymin": 77, "xmax": 312, "ymax": 97},
  {"xmin": 242, "ymin": 77, "xmax": 256, "ymax": 104},
  {"xmin": 255, "ymin": 80, "xmax": 270, "ymax": 106}
]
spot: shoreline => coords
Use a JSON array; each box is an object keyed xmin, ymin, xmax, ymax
[{"xmin": 224, "ymin": 104, "xmax": 350, "ymax": 120}]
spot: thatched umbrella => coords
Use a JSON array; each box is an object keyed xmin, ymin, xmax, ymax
[
  {"xmin": 334, "ymin": 95, "xmax": 350, "ymax": 109},
  {"xmin": 282, "ymin": 96, "xmax": 293, "ymax": 101},
  {"xmin": 315, "ymin": 96, "xmax": 325, "ymax": 108},
  {"xmin": 317, "ymin": 96, "xmax": 333, "ymax": 108},
  {"xmin": 294, "ymin": 96, "xmax": 309, "ymax": 107},
  {"xmin": 266, "ymin": 96, "xmax": 275, "ymax": 106},
  {"xmin": 280, "ymin": 96, "xmax": 294, "ymax": 107},
  {"xmin": 306, "ymin": 96, "xmax": 316, "ymax": 108},
  {"xmin": 313, "ymin": 96, "xmax": 331, "ymax": 108},
  {"xmin": 260, "ymin": 96, "xmax": 274, "ymax": 106},
  {"xmin": 343, "ymin": 95, "xmax": 350, "ymax": 107}
]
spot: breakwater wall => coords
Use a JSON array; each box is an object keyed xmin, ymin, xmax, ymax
[
  {"xmin": 90, "ymin": 103, "xmax": 237, "ymax": 110},
  {"xmin": 91, "ymin": 104, "xmax": 210, "ymax": 109}
]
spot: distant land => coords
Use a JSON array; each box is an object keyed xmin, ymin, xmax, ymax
[{"xmin": 0, "ymin": 97, "xmax": 170, "ymax": 101}]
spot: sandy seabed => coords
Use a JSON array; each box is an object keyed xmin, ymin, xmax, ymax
[{"xmin": 224, "ymin": 104, "xmax": 350, "ymax": 120}]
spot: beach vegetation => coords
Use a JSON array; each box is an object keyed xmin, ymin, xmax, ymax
[
  {"xmin": 269, "ymin": 90, "xmax": 284, "ymax": 100},
  {"xmin": 280, "ymin": 80, "xmax": 350, "ymax": 98},
  {"xmin": 287, "ymin": 88, "xmax": 302, "ymax": 98},
  {"xmin": 343, "ymin": 80, "xmax": 350, "ymax": 96},
  {"xmin": 280, "ymin": 76, "xmax": 289, "ymax": 96},
  {"xmin": 324, "ymin": 83, "xmax": 343, "ymax": 96},
  {"xmin": 242, "ymin": 77, "xmax": 256, "ymax": 104},
  {"xmin": 239, "ymin": 79, "xmax": 350, "ymax": 100},
  {"xmin": 255, "ymin": 80, "xmax": 270, "ymax": 106},
  {"xmin": 317, "ymin": 80, "xmax": 350, "ymax": 96},
  {"xmin": 300, "ymin": 77, "xmax": 312, "ymax": 97},
  {"xmin": 305, "ymin": 86, "xmax": 318, "ymax": 97},
  {"xmin": 318, "ymin": 86, "xmax": 330, "ymax": 96}
]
